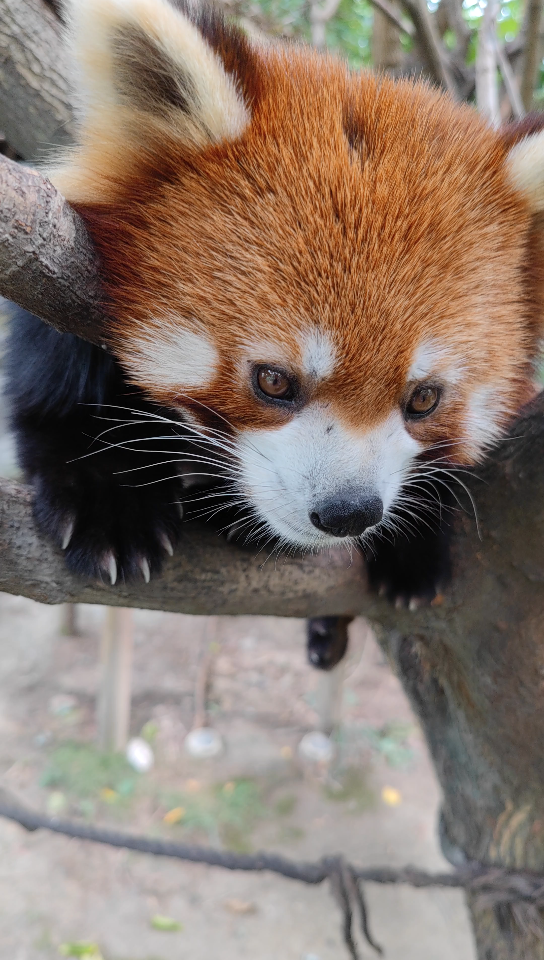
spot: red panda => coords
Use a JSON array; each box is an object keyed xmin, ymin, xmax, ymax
[{"xmin": 6, "ymin": 0, "xmax": 544, "ymax": 605}]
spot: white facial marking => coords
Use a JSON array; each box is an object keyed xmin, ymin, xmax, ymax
[
  {"xmin": 126, "ymin": 321, "xmax": 218, "ymax": 391},
  {"xmin": 464, "ymin": 384, "xmax": 504, "ymax": 460},
  {"xmin": 241, "ymin": 339, "xmax": 292, "ymax": 367},
  {"xmin": 234, "ymin": 405, "xmax": 421, "ymax": 548},
  {"xmin": 301, "ymin": 329, "xmax": 336, "ymax": 379},
  {"xmin": 409, "ymin": 339, "xmax": 464, "ymax": 384}
]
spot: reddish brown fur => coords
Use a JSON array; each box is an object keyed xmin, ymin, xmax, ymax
[{"xmin": 73, "ymin": 40, "xmax": 543, "ymax": 463}]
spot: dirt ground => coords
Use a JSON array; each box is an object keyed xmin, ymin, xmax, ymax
[
  {"xmin": 0, "ymin": 311, "xmax": 476, "ymax": 959},
  {"xmin": 0, "ymin": 597, "xmax": 476, "ymax": 960}
]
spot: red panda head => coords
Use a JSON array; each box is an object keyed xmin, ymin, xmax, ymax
[{"xmin": 51, "ymin": 0, "xmax": 544, "ymax": 548}]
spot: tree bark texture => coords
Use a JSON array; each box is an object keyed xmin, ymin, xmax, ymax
[
  {"xmin": 0, "ymin": 0, "xmax": 74, "ymax": 160},
  {"xmin": 0, "ymin": 156, "xmax": 107, "ymax": 343},
  {"xmin": 0, "ymin": 477, "xmax": 370, "ymax": 615},
  {"xmin": 372, "ymin": 395, "xmax": 544, "ymax": 958}
]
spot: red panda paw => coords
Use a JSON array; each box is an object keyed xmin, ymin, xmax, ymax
[
  {"xmin": 32, "ymin": 468, "xmax": 183, "ymax": 586},
  {"xmin": 366, "ymin": 522, "xmax": 452, "ymax": 609}
]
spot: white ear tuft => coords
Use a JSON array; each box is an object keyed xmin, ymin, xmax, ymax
[
  {"xmin": 64, "ymin": 0, "xmax": 251, "ymax": 150},
  {"xmin": 507, "ymin": 129, "xmax": 544, "ymax": 213}
]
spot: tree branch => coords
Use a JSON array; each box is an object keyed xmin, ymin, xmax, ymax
[
  {"xmin": 475, "ymin": 0, "xmax": 499, "ymax": 126},
  {"xmin": 496, "ymin": 39, "xmax": 525, "ymax": 120},
  {"xmin": 0, "ymin": 477, "xmax": 378, "ymax": 618},
  {"xmin": 0, "ymin": 0, "xmax": 74, "ymax": 160},
  {"xmin": 441, "ymin": 0, "xmax": 472, "ymax": 61},
  {"xmin": 309, "ymin": 0, "xmax": 342, "ymax": 49},
  {"xmin": 520, "ymin": 0, "xmax": 544, "ymax": 112},
  {"xmin": 367, "ymin": 0, "xmax": 415, "ymax": 40},
  {"xmin": 401, "ymin": 0, "xmax": 459, "ymax": 97},
  {"xmin": 0, "ymin": 156, "xmax": 107, "ymax": 344}
]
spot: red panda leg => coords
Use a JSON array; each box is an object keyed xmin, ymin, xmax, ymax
[
  {"xmin": 5, "ymin": 309, "xmax": 184, "ymax": 584},
  {"xmin": 365, "ymin": 487, "xmax": 454, "ymax": 608}
]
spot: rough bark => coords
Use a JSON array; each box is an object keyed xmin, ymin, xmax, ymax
[
  {"xmin": 0, "ymin": 0, "xmax": 74, "ymax": 160},
  {"xmin": 372, "ymin": 394, "xmax": 544, "ymax": 958},
  {"xmin": 0, "ymin": 477, "xmax": 370, "ymax": 616},
  {"xmin": 0, "ymin": 156, "xmax": 107, "ymax": 344}
]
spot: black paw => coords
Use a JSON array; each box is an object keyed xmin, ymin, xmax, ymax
[
  {"xmin": 33, "ymin": 462, "xmax": 183, "ymax": 584},
  {"xmin": 366, "ymin": 523, "xmax": 451, "ymax": 609},
  {"xmin": 306, "ymin": 617, "xmax": 352, "ymax": 670}
]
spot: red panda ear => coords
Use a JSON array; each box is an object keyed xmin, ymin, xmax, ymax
[
  {"xmin": 504, "ymin": 116, "xmax": 544, "ymax": 214},
  {"xmin": 51, "ymin": 0, "xmax": 256, "ymax": 200}
]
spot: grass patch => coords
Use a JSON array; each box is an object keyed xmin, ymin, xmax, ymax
[
  {"xmin": 161, "ymin": 778, "xmax": 264, "ymax": 851},
  {"xmin": 323, "ymin": 766, "xmax": 375, "ymax": 811},
  {"xmin": 362, "ymin": 721, "xmax": 414, "ymax": 767},
  {"xmin": 41, "ymin": 743, "xmax": 137, "ymax": 801},
  {"xmin": 274, "ymin": 793, "xmax": 297, "ymax": 817}
]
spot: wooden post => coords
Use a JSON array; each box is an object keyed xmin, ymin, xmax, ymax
[
  {"xmin": 97, "ymin": 607, "xmax": 133, "ymax": 753},
  {"xmin": 315, "ymin": 660, "xmax": 346, "ymax": 737},
  {"xmin": 60, "ymin": 603, "xmax": 78, "ymax": 636},
  {"xmin": 192, "ymin": 616, "xmax": 219, "ymax": 731}
]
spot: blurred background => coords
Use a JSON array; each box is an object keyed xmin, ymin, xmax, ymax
[{"xmin": 2, "ymin": 0, "xmax": 544, "ymax": 956}]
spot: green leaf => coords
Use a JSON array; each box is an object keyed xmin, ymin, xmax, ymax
[
  {"xmin": 150, "ymin": 915, "xmax": 183, "ymax": 932},
  {"xmin": 59, "ymin": 942, "xmax": 103, "ymax": 959}
]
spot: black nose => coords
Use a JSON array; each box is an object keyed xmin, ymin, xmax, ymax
[{"xmin": 310, "ymin": 494, "xmax": 383, "ymax": 538}]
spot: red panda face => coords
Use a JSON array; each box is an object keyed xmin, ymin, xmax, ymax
[{"xmin": 52, "ymin": 0, "xmax": 544, "ymax": 548}]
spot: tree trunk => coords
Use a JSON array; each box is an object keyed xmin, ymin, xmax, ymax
[
  {"xmin": 372, "ymin": 1, "xmax": 402, "ymax": 72},
  {"xmin": 374, "ymin": 398, "xmax": 544, "ymax": 958}
]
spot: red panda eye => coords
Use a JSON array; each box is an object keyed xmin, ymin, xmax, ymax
[
  {"xmin": 255, "ymin": 366, "xmax": 295, "ymax": 401},
  {"xmin": 405, "ymin": 385, "xmax": 440, "ymax": 418}
]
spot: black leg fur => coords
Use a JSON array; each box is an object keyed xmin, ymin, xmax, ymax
[
  {"xmin": 4, "ymin": 308, "xmax": 185, "ymax": 583},
  {"xmin": 306, "ymin": 492, "xmax": 454, "ymax": 671},
  {"xmin": 365, "ymin": 483, "xmax": 455, "ymax": 607},
  {"xmin": 306, "ymin": 616, "xmax": 352, "ymax": 670}
]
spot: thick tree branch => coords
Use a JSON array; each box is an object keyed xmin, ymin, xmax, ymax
[
  {"xmin": 0, "ymin": 477, "xmax": 376, "ymax": 617},
  {"xmin": 0, "ymin": 156, "xmax": 107, "ymax": 344},
  {"xmin": 0, "ymin": 0, "xmax": 74, "ymax": 160}
]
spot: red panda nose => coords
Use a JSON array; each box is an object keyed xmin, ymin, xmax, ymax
[{"xmin": 310, "ymin": 495, "xmax": 383, "ymax": 538}]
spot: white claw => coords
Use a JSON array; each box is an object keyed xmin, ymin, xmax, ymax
[
  {"xmin": 61, "ymin": 518, "xmax": 74, "ymax": 550},
  {"xmin": 177, "ymin": 501, "xmax": 184, "ymax": 520},
  {"xmin": 140, "ymin": 557, "xmax": 151, "ymax": 584},
  {"xmin": 107, "ymin": 554, "xmax": 117, "ymax": 586},
  {"xmin": 408, "ymin": 597, "xmax": 420, "ymax": 612},
  {"xmin": 160, "ymin": 532, "xmax": 174, "ymax": 557}
]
